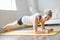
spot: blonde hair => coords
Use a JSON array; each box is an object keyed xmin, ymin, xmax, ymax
[{"xmin": 44, "ymin": 9, "xmax": 52, "ymax": 18}]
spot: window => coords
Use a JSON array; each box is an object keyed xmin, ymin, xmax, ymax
[{"xmin": 0, "ymin": 0, "xmax": 17, "ymax": 11}]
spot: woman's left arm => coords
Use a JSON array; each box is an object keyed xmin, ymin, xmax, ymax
[{"xmin": 40, "ymin": 20, "xmax": 45, "ymax": 31}]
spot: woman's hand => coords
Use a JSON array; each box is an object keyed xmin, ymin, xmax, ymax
[{"xmin": 43, "ymin": 28, "xmax": 54, "ymax": 33}]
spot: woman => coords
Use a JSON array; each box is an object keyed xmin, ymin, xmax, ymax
[{"xmin": 2, "ymin": 10, "xmax": 53, "ymax": 33}]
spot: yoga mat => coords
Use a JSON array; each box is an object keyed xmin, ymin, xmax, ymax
[{"xmin": 0, "ymin": 30, "xmax": 60, "ymax": 35}]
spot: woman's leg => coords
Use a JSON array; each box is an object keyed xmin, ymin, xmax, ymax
[{"xmin": 2, "ymin": 21, "xmax": 21, "ymax": 32}]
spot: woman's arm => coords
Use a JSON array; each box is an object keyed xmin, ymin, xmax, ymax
[
  {"xmin": 40, "ymin": 20, "xmax": 45, "ymax": 31},
  {"xmin": 33, "ymin": 16, "xmax": 38, "ymax": 32}
]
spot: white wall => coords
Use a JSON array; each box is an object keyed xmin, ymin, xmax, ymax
[
  {"xmin": 27, "ymin": 0, "xmax": 40, "ymax": 14},
  {"xmin": 38, "ymin": 0, "xmax": 60, "ymax": 12}
]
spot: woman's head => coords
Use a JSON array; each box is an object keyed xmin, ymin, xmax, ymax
[{"xmin": 43, "ymin": 9, "xmax": 52, "ymax": 21}]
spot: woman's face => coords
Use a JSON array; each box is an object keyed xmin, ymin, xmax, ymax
[{"xmin": 44, "ymin": 15, "xmax": 51, "ymax": 21}]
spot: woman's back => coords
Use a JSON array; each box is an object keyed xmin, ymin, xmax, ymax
[{"xmin": 22, "ymin": 13, "xmax": 41, "ymax": 25}]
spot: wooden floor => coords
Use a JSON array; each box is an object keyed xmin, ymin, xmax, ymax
[{"xmin": 0, "ymin": 25, "xmax": 60, "ymax": 40}]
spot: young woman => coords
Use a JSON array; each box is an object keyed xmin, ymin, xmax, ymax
[{"xmin": 2, "ymin": 10, "xmax": 53, "ymax": 33}]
